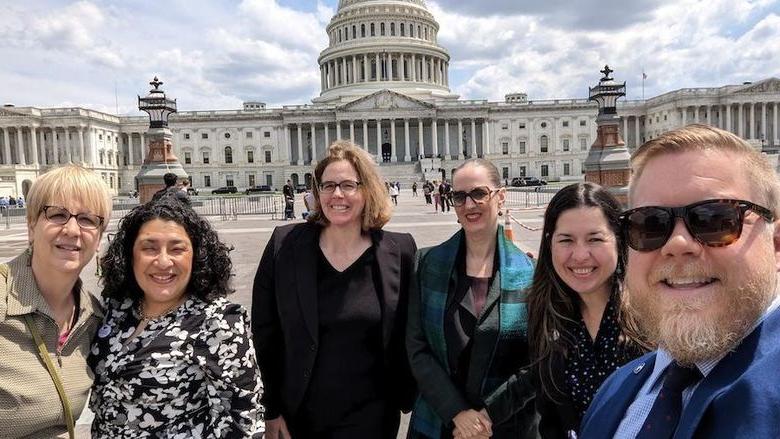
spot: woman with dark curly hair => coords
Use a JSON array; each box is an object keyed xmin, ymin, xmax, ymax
[
  {"xmin": 527, "ymin": 182, "xmax": 648, "ymax": 438},
  {"xmin": 88, "ymin": 196, "xmax": 265, "ymax": 438}
]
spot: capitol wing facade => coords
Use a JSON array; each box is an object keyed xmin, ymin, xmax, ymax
[{"xmin": 1, "ymin": 0, "xmax": 780, "ymax": 197}]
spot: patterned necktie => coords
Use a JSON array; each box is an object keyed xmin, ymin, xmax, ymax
[{"xmin": 636, "ymin": 362, "xmax": 703, "ymax": 439}]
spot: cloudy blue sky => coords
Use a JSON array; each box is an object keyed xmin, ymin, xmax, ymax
[{"xmin": 1, "ymin": 0, "xmax": 779, "ymax": 115}]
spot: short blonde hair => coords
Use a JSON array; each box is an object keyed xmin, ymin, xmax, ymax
[
  {"xmin": 630, "ymin": 124, "xmax": 780, "ymax": 216},
  {"xmin": 308, "ymin": 140, "xmax": 392, "ymax": 230},
  {"xmin": 26, "ymin": 165, "xmax": 112, "ymax": 230}
]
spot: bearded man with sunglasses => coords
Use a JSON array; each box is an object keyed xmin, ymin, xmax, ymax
[{"xmin": 580, "ymin": 124, "xmax": 780, "ymax": 439}]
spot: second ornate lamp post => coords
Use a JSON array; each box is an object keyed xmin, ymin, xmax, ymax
[
  {"xmin": 135, "ymin": 76, "xmax": 188, "ymax": 203},
  {"xmin": 584, "ymin": 65, "xmax": 632, "ymax": 203}
]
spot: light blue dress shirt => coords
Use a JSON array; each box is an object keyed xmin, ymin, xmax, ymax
[{"xmin": 612, "ymin": 296, "xmax": 780, "ymax": 438}]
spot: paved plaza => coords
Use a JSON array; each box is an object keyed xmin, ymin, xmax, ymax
[{"xmin": 0, "ymin": 190, "xmax": 546, "ymax": 437}]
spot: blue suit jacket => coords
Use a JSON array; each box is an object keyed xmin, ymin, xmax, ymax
[{"xmin": 580, "ymin": 307, "xmax": 780, "ymax": 439}]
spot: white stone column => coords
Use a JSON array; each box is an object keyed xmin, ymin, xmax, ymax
[
  {"xmin": 363, "ymin": 120, "xmax": 368, "ymax": 151},
  {"xmin": 30, "ymin": 127, "xmax": 39, "ymax": 165},
  {"xmin": 285, "ymin": 125, "xmax": 292, "ymax": 164},
  {"xmin": 747, "ymin": 103, "xmax": 753, "ymax": 139},
  {"xmin": 375, "ymin": 53, "xmax": 381, "ymax": 81},
  {"xmin": 297, "ymin": 123, "xmax": 303, "ymax": 166},
  {"xmin": 363, "ymin": 54, "xmax": 369, "ymax": 82},
  {"xmin": 388, "ymin": 53, "xmax": 394, "ymax": 81},
  {"xmin": 694, "ymin": 106, "xmax": 700, "ymax": 123},
  {"xmin": 353, "ymin": 56, "xmax": 358, "ymax": 84},
  {"xmin": 411, "ymin": 54, "xmax": 417, "ymax": 81},
  {"xmin": 390, "ymin": 119, "xmax": 397, "ymax": 162},
  {"xmin": 400, "ymin": 54, "xmax": 405, "ymax": 81},
  {"xmin": 635, "ymin": 117, "xmax": 641, "ymax": 148},
  {"xmin": 775, "ymin": 102, "xmax": 780, "ymax": 145},
  {"xmin": 422, "ymin": 56, "xmax": 428, "ymax": 83},
  {"xmin": 445, "ymin": 119, "xmax": 451, "ymax": 159},
  {"xmin": 140, "ymin": 132, "xmax": 146, "ymax": 163},
  {"xmin": 2, "ymin": 128, "xmax": 10, "ymax": 164},
  {"xmin": 738, "ymin": 103, "xmax": 744, "ymax": 138},
  {"xmin": 404, "ymin": 119, "xmax": 411, "ymax": 162},
  {"xmin": 762, "ymin": 102, "xmax": 768, "ymax": 141},
  {"xmin": 350, "ymin": 120, "xmax": 355, "ymax": 141},
  {"xmin": 15, "ymin": 127, "xmax": 26, "ymax": 164},
  {"xmin": 311, "ymin": 123, "xmax": 317, "ymax": 164},
  {"xmin": 52, "ymin": 128, "xmax": 60, "ymax": 164},
  {"xmin": 65, "ymin": 128, "xmax": 73, "ymax": 163},
  {"xmin": 471, "ymin": 119, "xmax": 477, "ymax": 158},
  {"xmin": 681, "ymin": 107, "xmax": 687, "ymax": 126},
  {"xmin": 376, "ymin": 119, "xmax": 382, "ymax": 162},
  {"xmin": 726, "ymin": 105, "xmax": 732, "ymax": 133},
  {"xmin": 622, "ymin": 117, "xmax": 628, "ymax": 139},
  {"xmin": 336, "ymin": 121, "xmax": 342, "ymax": 140},
  {"xmin": 458, "ymin": 119, "xmax": 464, "ymax": 160},
  {"xmin": 342, "ymin": 57, "xmax": 347, "ymax": 84},
  {"xmin": 483, "ymin": 119, "xmax": 490, "ymax": 155},
  {"xmin": 431, "ymin": 118, "xmax": 438, "ymax": 157},
  {"xmin": 324, "ymin": 122, "xmax": 330, "ymax": 150},
  {"xmin": 418, "ymin": 119, "xmax": 425, "ymax": 157},
  {"xmin": 127, "ymin": 133, "xmax": 134, "ymax": 166}
]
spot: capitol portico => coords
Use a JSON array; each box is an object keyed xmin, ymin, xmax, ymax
[{"xmin": 2, "ymin": 0, "xmax": 780, "ymax": 197}]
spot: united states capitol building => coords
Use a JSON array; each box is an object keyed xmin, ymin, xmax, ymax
[{"xmin": 1, "ymin": 0, "xmax": 779, "ymax": 197}]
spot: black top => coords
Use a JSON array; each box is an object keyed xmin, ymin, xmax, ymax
[
  {"xmin": 298, "ymin": 245, "xmax": 385, "ymax": 431},
  {"xmin": 536, "ymin": 296, "xmax": 644, "ymax": 438}
]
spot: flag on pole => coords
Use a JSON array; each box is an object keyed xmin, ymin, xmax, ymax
[{"xmin": 642, "ymin": 72, "xmax": 647, "ymax": 80}]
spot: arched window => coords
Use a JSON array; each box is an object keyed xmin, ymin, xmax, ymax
[
  {"xmin": 540, "ymin": 136, "xmax": 549, "ymax": 153},
  {"xmin": 361, "ymin": 24, "xmax": 366, "ymax": 37},
  {"xmin": 390, "ymin": 23, "xmax": 395, "ymax": 36},
  {"xmin": 424, "ymin": 27, "xmax": 428, "ymax": 40},
  {"xmin": 400, "ymin": 23, "xmax": 405, "ymax": 36},
  {"xmin": 344, "ymin": 26, "xmax": 348, "ymax": 40},
  {"xmin": 380, "ymin": 22, "xmax": 385, "ymax": 36},
  {"xmin": 338, "ymin": 29, "xmax": 342, "ymax": 42},
  {"xmin": 417, "ymin": 25, "xmax": 421, "ymax": 38},
  {"xmin": 370, "ymin": 23, "xmax": 375, "ymax": 36},
  {"xmin": 352, "ymin": 25, "xmax": 356, "ymax": 39},
  {"xmin": 225, "ymin": 146, "xmax": 233, "ymax": 164}
]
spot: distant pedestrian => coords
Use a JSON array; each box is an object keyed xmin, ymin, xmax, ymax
[
  {"xmin": 152, "ymin": 172, "xmax": 189, "ymax": 204},
  {"xmin": 438, "ymin": 179, "xmax": 451, "ymax": 212},
  {"xmin": 283, "ymin": 180, "xmax": 295, "ymax": 220},
  {"xmin": 412, "ymin": 182, "xmax": 418, "ymax": 197},
  {"xmin": 389, "ymin": 183, "xmax": 399, "ymax": 205},
  {"xmin": 432, "ymin": 180, "xmax": 441, "ymax": 213},
  {"xmin": 423, "ymin": 182, "xmax": 432, "ymax": 204},
  {"xmin": 16, "ymin": 196, "xmax": 24, "ymax": 208},
  {"xmin": 8, "ymin": 196, "xmax": 16, "ymax": 206}
]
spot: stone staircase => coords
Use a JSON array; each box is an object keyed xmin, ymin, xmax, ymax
[{"xmin": 377, "ymin": 162, "xmax": 424, "ymax": 185}]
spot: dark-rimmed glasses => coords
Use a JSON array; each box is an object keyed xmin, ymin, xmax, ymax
[
  {"xmin": 318, "ymin": 180, "xmax": 362, "ymax": 195},
  {"xmin": 42, "ymin": 205, "xmax": 104, "ymax": 230},
  {"xmin": 451, "ymin": 186, "xmax": 499, "ymax": 207},
  {"xmin": 620, "ymin": 199, "xmax": 774, "ymax": 252}
]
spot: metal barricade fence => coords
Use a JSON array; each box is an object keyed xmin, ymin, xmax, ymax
[
  {"xmin": 110, "ymin": 194, "xmax": 284, "ymax": 222},
  {"xmin": 0, "ymin": 206, "xmax": 27, "ymax": 228},
  {"xmin": 504, "ymin": 187, "xmax": 557, "ymax": 209}
]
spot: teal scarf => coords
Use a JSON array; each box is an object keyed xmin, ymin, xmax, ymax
[{"xmin": 409, "ymin": 225, "xmax": 534, "ymax": 438}]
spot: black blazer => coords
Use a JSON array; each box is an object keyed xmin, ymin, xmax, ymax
[{"xmin": 251, "ymin": 222, "xmax": 418, "ymax": 420}]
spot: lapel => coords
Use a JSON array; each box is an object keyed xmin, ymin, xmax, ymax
[
  {"xmin": 293, "ymin": 224, "xmax": 319, "ymax": 342},
  {"xmin": 372, "ymin": 230, "xmax": 401, "ymax": 352},
  {"xmin": 674, "ymin": 314, "xmax": 767, "ymax": 439},
  {"xmin": 585, "ymin": 354, "xmax": 657, "ymax": 438}
]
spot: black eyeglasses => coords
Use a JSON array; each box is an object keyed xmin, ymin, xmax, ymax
[
  {"xmin": 620, "ymin": 199, "xmax": 774, "ymax": 252},
  {"xmin": 318, "ymin": 180, "xmax": 362, "ymax": 194},
  {"xmin": 451, "ymin": 186, "xmax": 499, "ymax": 207},
  {"xmin": 41, "ymin": 205, "xmax": 104, "ymax": 230}
]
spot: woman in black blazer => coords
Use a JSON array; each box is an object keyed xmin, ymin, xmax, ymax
[{"xmin": 252, "ymin": 140, "xmax": 417, "ymax": 439}]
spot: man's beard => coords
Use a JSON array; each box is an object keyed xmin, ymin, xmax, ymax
[{"xmin": 625, "ymin": 255, "xmax": 777, "ymax": 366}]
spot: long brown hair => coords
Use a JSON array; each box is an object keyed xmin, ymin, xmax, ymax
[{"xmin": 527, "ymin": 182, "xmax": 649, "ymax": 401}]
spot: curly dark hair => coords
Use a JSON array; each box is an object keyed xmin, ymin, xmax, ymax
[{"xmin": 100, "ymin": 196, "xmax": 234, "ymax": 303}]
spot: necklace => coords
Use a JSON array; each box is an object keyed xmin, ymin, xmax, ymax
[{"xmin": 138, "ymin": 298, "xmax": 185, "ymax": 322}]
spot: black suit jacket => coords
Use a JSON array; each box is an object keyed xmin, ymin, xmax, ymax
[{"xmin": 251, "ymin": 222, "xmax": 418, "ymax": 420}]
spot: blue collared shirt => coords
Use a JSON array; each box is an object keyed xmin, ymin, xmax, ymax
[{"xmin": 613, "ymin": 296, "xmax": 780, "ymax": 438}]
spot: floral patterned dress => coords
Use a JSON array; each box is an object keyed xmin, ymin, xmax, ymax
[{"xmin": 88, "ymin": 296, "xmax": 265, "ymax": 438}]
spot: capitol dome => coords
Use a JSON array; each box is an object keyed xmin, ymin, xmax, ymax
[{"xmin": 314, "ymin": 0, "xmax": 458, "ymax": 104}]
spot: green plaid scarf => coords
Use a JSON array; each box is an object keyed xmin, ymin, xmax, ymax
[{"xmin": 409, "ymin": 225, "xmax": 534, "ymax": 438}]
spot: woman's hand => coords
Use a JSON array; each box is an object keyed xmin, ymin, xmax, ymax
[
  {"xmin": 265, "ymin": 415, "xmax": 292, "ymax": 439},
  {"xmin": 452, "ymin": 409, "xmax": 492, "ymax": 438}
]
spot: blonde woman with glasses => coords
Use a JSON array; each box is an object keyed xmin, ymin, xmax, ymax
[
  {"xmin": 0, "ymin": 165, "xmax": 111, "ymax": 439},
  {"xmin": 252, "ymin": 141, "xmax": 418, "ymax": 438}
]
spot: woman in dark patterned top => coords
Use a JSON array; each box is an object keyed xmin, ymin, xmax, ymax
[
  {"xmin": 88, "ymin": 196, "xmax": 264, "ymax": 438},
  {"xmin": 527, "ymin": 182, "xmax": 649, "ymax": 439}
]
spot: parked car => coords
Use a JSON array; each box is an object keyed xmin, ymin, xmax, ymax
[
  {"xmin": 295, "ymin": 184, "xmax": 308, "ymax": 193},
  {"xmin": 511, "ymin": 177, "xmax": 547, "ymax": 187},
  {"xmin": 186, "ymin": 187, "xmax": 199, "ymax": 196},
  {"xmin": 245, "ymin": 185, "xmax": 274, "ymax": 195},
  {"xmin": 212, "ymin": 186, "xmax": 238, "ymax": 194}
]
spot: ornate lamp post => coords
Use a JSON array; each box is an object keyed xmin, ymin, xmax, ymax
[
  {"xmin": 584, "ymin": 65, "xmax": 631, "ymax": 203},
  {"xmin": 135, "ymin": 76, "xmax": 188, "ymax": 203}
]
